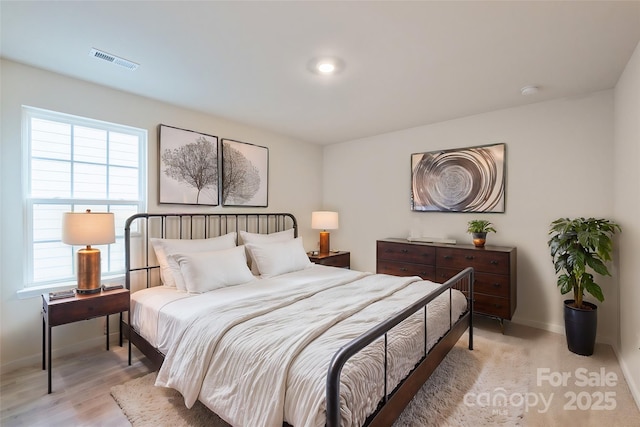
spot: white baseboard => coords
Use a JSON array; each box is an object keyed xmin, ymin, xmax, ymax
[
  {"xmin": 611, "ymin": 344, "xmax": 640, "ymax": 412},
  {"xmin": 511, "ymin": 316, "xmax": 564, "ymax": 335},
  {"xmin": 510, "ymin": 316, "xmax": 617, "ymax": 346},
  {"xmin": 0, "ymin": 333, "xmax": 118, "ymax": 375}
]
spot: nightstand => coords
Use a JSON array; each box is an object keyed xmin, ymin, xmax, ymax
[
  {"xmin": 308, "ymin": 251, "xmax": 350, "ymax": 268},
  {"xmin": 41, "ymin": 288, "xmax": 130, "ymax": 393}
]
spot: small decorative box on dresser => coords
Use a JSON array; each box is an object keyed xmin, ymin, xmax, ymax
[{"xmin": 377, "ymin": 239, "xmax": 517, "ymax": 322}]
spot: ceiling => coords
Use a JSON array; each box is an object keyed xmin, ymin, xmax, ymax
[{"xmin": 2, "ymin": 1, "xmax": 639, "ymax": 145}]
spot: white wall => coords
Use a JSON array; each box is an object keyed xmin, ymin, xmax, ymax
[
  {"xmin": 0, "ymin": 59, "xmax": 323, "ymax": 371},
  {"xmin": 323, "ymin": 91, "xmax": 618, "ymax": 342},
  {"xmin": 2, "ymin": 53, "xmax": 637, "ymax": 408},
  {"xmin": 614, "ymin": 40, "xmax": 640, "ymax": 407}
]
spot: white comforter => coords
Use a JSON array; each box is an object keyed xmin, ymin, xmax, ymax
[{"xmin": 155, "ymin": 269, "xmax": 467, "ymax": 427}]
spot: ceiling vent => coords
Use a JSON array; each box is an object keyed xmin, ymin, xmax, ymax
[{"xmin": 89, "ymin": 48, "xmax": 139, "ymax": 71}]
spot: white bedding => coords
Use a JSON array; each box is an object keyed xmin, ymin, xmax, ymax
[
  {"xmin": 134, "ymin": 265, "xmax": 468, "ymax": 427},
  {"xmin": 131, "ymin": 265, "xmax": 364, "ymax": 354}
]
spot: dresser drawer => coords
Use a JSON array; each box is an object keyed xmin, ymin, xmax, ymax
[
  {"xmin": 475, "ymin": 272, "xmax": 510, "ymax": 298},
  {"xmin": 377, "ymin": 260, "xmax": 435, "ymax": 281},
  {"xmin": 469, "ymin": 293, "xmax": 511, "ymax": 319},
  {"xmin": 436, "ymin": 247, "xmax": 510, "ymax": 275},
  {"xmin": 436, "ymin": 268, "xmax": 510, "ymax": 298},
  {"xmin": 377, "ymin": 241, "xmax": 435, "ymax": 264}
]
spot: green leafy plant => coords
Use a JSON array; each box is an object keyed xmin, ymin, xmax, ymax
[
  {"xmin": 547, "ymin": 217, "xmax": 620, "ymax": 309},
  {"xmin": 466, "ymin": 219, "xmax": 496, "ymax": 234}
]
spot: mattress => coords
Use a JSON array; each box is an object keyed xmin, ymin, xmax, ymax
[{"xmin": 131, "ymin": 264, "xmax": 364, "ymax": 354}]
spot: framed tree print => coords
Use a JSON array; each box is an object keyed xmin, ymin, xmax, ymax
[
  {"xmin": 410, "ymin": 143, "xmax": 506, "ymax": 213},
  {"xmin": 221, "ymin": 139, "xmax": 268, "ymax": 207},
  {"xmin": 159, "ymin": 124, "xmax": 219, "ymax": 205}
]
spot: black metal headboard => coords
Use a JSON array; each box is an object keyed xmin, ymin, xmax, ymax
[{"xmin": 124, "ymin": 212, "xmax": 298, "ymax": 291}]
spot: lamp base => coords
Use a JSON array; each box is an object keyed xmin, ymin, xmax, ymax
[
  {"xmin": 76, "ymin": 247, "xmax": 102, "ymax": 294},
  {"xmin": 319, "ymin": 231, "xmax": 330, "ymax": 255}
]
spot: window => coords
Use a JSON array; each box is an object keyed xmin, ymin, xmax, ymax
[{"xmin": 23, "ymin": 107, "xmax": 147, "ymax": 290}]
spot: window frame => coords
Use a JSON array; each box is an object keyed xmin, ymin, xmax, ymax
[{"xmin": 20, "ymin": 106, "xmax": 147, "ymax": 298}]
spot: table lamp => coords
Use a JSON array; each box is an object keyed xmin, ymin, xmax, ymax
[
  {"xmin": 311, "ymin": 211, "xmax": 339, "ymax": 255},
  {"xmin": 62, "ymin": 209, "xmax": 115, "ymax": 294}
]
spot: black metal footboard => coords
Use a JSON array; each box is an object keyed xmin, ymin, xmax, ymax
[{"xmin": 326, "ymin": 267, "xmax": 474, "ymax": 427}]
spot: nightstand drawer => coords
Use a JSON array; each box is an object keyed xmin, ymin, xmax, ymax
[
  {"xmin": 318, "ymin": 252, "xmax": 350, "ymax": 268},
  {"xmin": 377, "ymin": 241, "xmax": 435, "ymax": 264},
  {"xmin": 46, "ymin": 290, "xmax": 130, "ymax": 326},
  {"xmin": 308, "ymin": 251, "xmax": 350, "ymax": 268},
  {"xmin": 436, "ymin": 248, "xmax": 510, "ymax": 275},
  {"xmin": 377, "ymin": 260, "xmax": 435, "ymax": 281}
]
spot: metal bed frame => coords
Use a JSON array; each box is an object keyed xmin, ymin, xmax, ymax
[{"xmin": 121, "ymin": 212, "xmax": 474, "ymax": 427}]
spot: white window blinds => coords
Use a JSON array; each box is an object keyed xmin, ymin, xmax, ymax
[{"xmin": 24, "ymin": 107, "xmax": 147, "ymax": 288}]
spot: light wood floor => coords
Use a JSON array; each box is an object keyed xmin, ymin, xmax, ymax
[
  {"xmin": 1, "ymin": 317, "xmax": 639, "ymax": 426},
  {"xmin": 1, "ymin": 342, "xmax": 153, "ymax": 426}
]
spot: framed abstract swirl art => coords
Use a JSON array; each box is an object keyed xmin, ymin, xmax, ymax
[{"xmin": 410, "ymin": 143, "xmax": 506, "ymax": 213}]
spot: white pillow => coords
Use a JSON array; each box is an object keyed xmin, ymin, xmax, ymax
[
  {"xmin": 246, "ymin": 237, "xmax": 312, "ymax": 278},
  {"xmin": 239, "ymin": 229, "xmax": 295, "ymax": 274},
  {"xmin": 171, "ymin": 246, "xmax": 254, "ymax": 294},
  {"xmin": 150, "ymin": 232, "xmax": 237, "ymax": 290}
]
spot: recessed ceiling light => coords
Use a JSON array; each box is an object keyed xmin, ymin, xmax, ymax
[
  {"xmin": 520, "ymin": 85, "xmax": 540, "ymax": 96},
  {"xmin": 308, "ymin": 57, "xmax": 345, "ymax": 76},
  {"xmin": 317, "ymin": 62, "xmax": 336, "ymax": 74}
]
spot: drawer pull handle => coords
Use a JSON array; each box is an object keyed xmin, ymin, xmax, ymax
[
  {"xmin": 492, "ymin": 283, "xmax": 501, "ymax": 288},
  {"xmin": 490, "ymin": 260, "xmax": 499, "ymax": 265},
  {"xmin": 443, "ymin": 255, "xmax": 452, "ymax": 260},
  {"xmin": 401, "ymin": 249, "xmax": 409, "ymax": 253},
  {"xmin": 400, "ymin": 268, "xmax": 408, "ymax": 272},
  {"xmin": 493, "ymin": 304, "xmax": 502, "ymax": 308},
  {"xmin": 465, "ymin": 255, "xmax": 474, "ymax": 260}
]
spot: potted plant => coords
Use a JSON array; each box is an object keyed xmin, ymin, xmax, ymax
[
  {"xmin": 466, "ymin": 219, "xmax": 496, "ymax": 247},
  {"xmin": 547, "ymin": 217, "xmax": 620, "ymax": 356}
]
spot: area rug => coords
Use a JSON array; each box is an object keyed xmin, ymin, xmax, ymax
[{"xmin": 111, "ymin": 334, "xmax": 528, "ymax": 427}]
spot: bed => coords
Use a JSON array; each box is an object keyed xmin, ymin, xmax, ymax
[{"xmin": 122, "ymin": 212, "xmax": 474, "ymax": 427}]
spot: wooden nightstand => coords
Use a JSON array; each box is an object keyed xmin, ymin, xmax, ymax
[
  {"xmin": 41, "ymin": 288, "xmax": 130, "ymax": 393},
  {"xmin": 308, "ymin": 251, "xmax": 350, "ymax": 268}
]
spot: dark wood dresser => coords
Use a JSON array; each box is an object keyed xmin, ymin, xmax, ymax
[{"xmin": 376, "ymin": 238, "xmax": 517, "ymax": 322}]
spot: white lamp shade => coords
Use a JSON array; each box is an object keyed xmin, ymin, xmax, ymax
[
  {"xmin": 312, "ymin": 211, "xmax": 339, "ymax": 230},
  {"xmin": 62, "ymin": 211, "xmax": 115, "ymax": 245}
]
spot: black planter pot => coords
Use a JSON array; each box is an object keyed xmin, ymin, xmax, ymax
[{"xmin": 563, "ymin": 299, "xmax": 597, "ymax": 356}]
